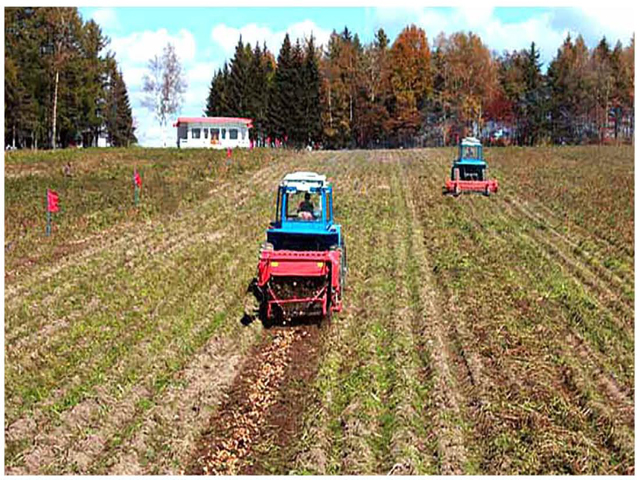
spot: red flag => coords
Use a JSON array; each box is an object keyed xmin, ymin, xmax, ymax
[
  {"xmin": 226, "ymin": 148, "xmax": 232, "ymax": 158},
  {"xmin": 134, "ymin": 170, "xmax": 142, "ymax": 188},
  {"xmin": 47, "ymin": 189, "xmax": 59, "ymax": 213}
]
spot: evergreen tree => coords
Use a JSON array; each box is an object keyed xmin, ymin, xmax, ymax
[
  {"xmin": 246, "ymin": 42, "xmax": 271, "ymax": 144},
  {"xmin": 289, "ymin": 39, "xmax": 306, "ymax": 146},
  {"xmin": 301, "ymin": 35, "xmax": 322, "ymax": 146},
  {"xmin": 105, "ymin": 57, "xmax": 136, "ymax": 146},
  {"xmin": 5, "ymin": 7, "xmax": 134, "ymax": 149},
  {"xmin": 227, "ymin": 37, "xmax": 251, "ymax": 116},
  {"xmin": 268, "ymin": 33, "xmax": 296, "ymax": 144},
  {"xmin": 521, "ymin": 42, "xmax": 547, "ymax": 145}
]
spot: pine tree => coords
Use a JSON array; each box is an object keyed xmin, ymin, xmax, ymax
[
  {"xmin": 246, "ymin": 42, "xmax": 271, "ymax": 144},
  {"xmin": 301, "ymin": 35, "xmax": 322, "ymax": 146},
  {"xmin": 289, "ymin": 39, "xmax": 306, "ymax": 146},
  {"xmin": 521, "ymin": 42, "xmax": 547, "ymax": 145},
  {"xmin": 5, "ymin": 7, "xmax": 134, "ymax": 149},
  {"xmin": 227, "ymin": 37, "xmax": 251, "ymax": 116},
  {"xmin": 268, "ymin": 33, "xmax": 296, "ymax": 144},
  {"xmin": 105, "ymin": 57, "xmax": 136, "ymax": 146}
]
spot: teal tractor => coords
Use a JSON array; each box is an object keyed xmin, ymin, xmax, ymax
[{"xmin": 444, "ymin": 137, "xmax": 498, "ymax": 196}]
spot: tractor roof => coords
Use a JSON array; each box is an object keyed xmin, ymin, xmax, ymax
[
  {"xmin": 281, "ymin": 171, "xmax": 328, "ymax": 191},
  {"xmin": 460, "ymin": 137, "xmax": 482, "ymax": 147}
]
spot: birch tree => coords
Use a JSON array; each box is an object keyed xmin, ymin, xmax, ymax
[{"xmin": 142, "ymin": 42, "xmax": 187, "ymax": 146}]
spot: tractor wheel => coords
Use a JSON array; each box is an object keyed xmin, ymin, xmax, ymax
[
  {"xmin": 340, "ymin": 239, "xmax": 348, "ymax": 290},
  {"xmin": 484, "ymin": 184, "xmax": 491, "ymax": 197},
  {"xmin": 330, "ymin": 243, "xmax": 347, "ymax": 303},
  {"xmin": 453, "ymin": 183, "xmax": 460, "ymax": 197}
]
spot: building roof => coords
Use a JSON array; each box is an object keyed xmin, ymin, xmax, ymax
[{"xmin": 173, "ymin": 117, "xmax": 253, "ymax": 127}]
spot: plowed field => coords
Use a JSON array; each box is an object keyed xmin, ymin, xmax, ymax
[{"xmin": 4, "ymin": 146, "xmax": 634, "ymax": 474}]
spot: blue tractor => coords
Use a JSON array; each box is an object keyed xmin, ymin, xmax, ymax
[{"xmin": 243, "ymin": 172, "xmax": 346, "ymax": 326}]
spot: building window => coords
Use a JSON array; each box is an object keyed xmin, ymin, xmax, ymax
[
  {"xmin": 211, "ymin": 128, "xmax": 219, "ymax": 139},
  {"xmin": 222, "ymin": 128, "xmax": 226, "ymax": 139},
  {"xmin": 204, "ymin": 128, "xmax": 208, "ymax": 139},
  {"xmin": 178, "ymin": 125, "xmax": 188, "ymax": 139},
  {"xmin": 230, "ymin": 129, "xmax": 238, "ymax": 140},
  {"xmin": 192, "ymin": 128, "xmax": 201, "ymax": 139}
]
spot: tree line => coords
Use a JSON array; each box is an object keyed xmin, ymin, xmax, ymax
[
  {"xmin": 206, "ymin": 26, "xmax": 634, "ymax": 148},
  {"xmin": 5, "ymin": 7, "xmax": 136, "ymax": 149}
]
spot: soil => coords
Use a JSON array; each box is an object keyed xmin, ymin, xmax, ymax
[{"xmin": 186, "ymin": 323, "xmax": 324, "ymax": 475}]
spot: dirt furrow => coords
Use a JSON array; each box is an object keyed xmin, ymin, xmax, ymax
[
  {"xmin": 398, "ymin": 154, "xmax": 470, "ymax": 474},
  {"xmin": 503, "ymin": 195, "xmax": 634, "ymax": 287},
  {"xmin": 503, "ymin": 183, "xmax": 634, "ymax": 267},
  {"xmin": 496, "ymin": 196, "xmax": 634, "ymax": 322},
  {"xmin": 100, "ymin": 327, "xmax": 258, "ymax": 475},
  {"xmin": 450, "ymin": 181, "xmax": 635, "ymax": 424},
  {"xmin": 186, "ymin": 325, "xmax": 323, "ymax": 475}
]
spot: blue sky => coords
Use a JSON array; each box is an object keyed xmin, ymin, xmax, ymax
[{"xmin": 78, "ymin": 6, "xmax": 635, "ymax": 146}]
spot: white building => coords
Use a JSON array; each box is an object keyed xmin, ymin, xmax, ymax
[{"xmin": 174, "ymin": 117, "xmax": 253, "ymax": 149}]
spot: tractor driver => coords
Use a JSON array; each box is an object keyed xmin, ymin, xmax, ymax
[
  {"xmin": 297, "ymin": 192, "xmax": 315, "ymax": 220},
  {"xmin": 465, "ymin": 146, "xmax": 474, "ymax": 158}
]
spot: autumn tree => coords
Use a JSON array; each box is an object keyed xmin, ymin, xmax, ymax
[
  {"xmin": 320, "ymin": 31, "xmax": 351, "ymax": 148},
  {"xmin": 355, "ymin": 28, "xmax": 392, "ymax": 147},
  {"xmin": 548, "ymin": 34, "xmax": 591, "ymax": 143},
  {"xmin": 388, "ymin": 24, "xmax": 431, "ymax": 145},
  {"xmin": 436, "ymin": 31, "xmax": 498, "ymax": 140},
  {"xmin": 319, "ymin": 28, "xmax": 363, "ymax": 148},
  {"xmin": 613, "ymin": 37, "xmax": 634, "ymax": 140}
]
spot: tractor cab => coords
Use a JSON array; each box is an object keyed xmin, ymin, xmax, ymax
[
  {"xmin": 267, "ymin": 172, "xmax": 342, "ymax": 251},
  {"xmin": 452, "ymin": 137, "xmax": 487, "ymax": 181}
]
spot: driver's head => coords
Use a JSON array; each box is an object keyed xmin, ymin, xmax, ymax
[{"xmin": 304, "ymin": 192, "xmax": 311, "ymax": 201}]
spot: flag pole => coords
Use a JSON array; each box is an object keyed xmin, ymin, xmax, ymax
[
  {"xmin": 46, "ymin": 189, "xmax": 51, "ymax": 236},
  {"xmin": 134, "ymin": 169, "xmax": 139, "ymax": 206}
]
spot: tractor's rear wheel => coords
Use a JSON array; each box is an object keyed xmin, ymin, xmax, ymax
[{"xmin": 330, "ymin": 242, "xmax": 347, "ymax": 305}]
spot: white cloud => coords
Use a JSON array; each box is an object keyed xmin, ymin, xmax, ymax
[
  {"xmin": 91, "ymin": 8, "xmax": 120, "ymax": 31},
  {"xmin": 211, "ymin": 20, "xmax": 332, "ymax": 57},
  {"xmin": 211, "ymin": 23, "xmax": 274, "ymax": 55},
  {"xmin": 110, "ymin": 28, "xmax": 197, "ymax": 73},
  {"xmin": 188, "ymin": 62, "xmax": 219, "ymax": 84},
  {"xmin": 565, "ymin": 7, "xmax": 635, "ymax": 45},
  {"xmin": 372, "ymin": 6, "xmax": 634, "ymax": 65}
]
